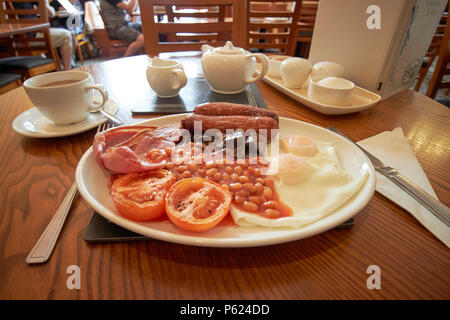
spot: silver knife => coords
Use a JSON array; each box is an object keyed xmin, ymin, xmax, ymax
[{"xmin": 328, "ymin": 126, "xmax": 450, "ymax": 227}]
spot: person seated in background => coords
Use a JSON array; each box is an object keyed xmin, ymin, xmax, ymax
[
  {"xmin": 49, "ymin": 0, "xmax": 84, "ymax": 35},
  {"xmin": 99, "ymin": 0, "xmax": 144, "ymax": 57},
  {"xmin": 13, "ymin": 0, "xmax": 74, "ymax": 70}
]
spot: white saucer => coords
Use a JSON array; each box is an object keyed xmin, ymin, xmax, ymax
[{"xmin": 12, "ymin": 99, "xmax": 119, "ymax": 138}]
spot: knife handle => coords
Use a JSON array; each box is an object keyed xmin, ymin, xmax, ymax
[{"xmin": 378, "ymin": 167, "xmax": 450, "ymax": 227}]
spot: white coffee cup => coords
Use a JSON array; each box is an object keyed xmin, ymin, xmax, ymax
[
  {"xmin": 23, "ymin": 71, "xmax": 109, "ymax": 126},
  {"xmin": 267, "ymin": 55, "xmax": 290, "ymax": 78},
  {"xmin": 308, "ymin": 76, "xmax": 355, "ymax": 105},
  {"xmin": 146, "ymin": 57, "xmax": 187, "ymax": 98},
  {"xmin": 280, "ymin": 57, "xmax": 312, "ymax": 89}
]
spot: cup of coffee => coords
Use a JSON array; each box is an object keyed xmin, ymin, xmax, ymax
[{"xmin": 23, "ymin": 71, "xmax": 109, "ymax": 125}]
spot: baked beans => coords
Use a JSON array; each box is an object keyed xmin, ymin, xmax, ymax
[
  {"xmin": 234, "ymin": 166, "xmax": 243, "ymax": 175},
  {"xmin": 239, "ymin": 176, "xmax": 250, "ymax": 184},
  {"xmin": 263, "ymin": 187, "xmax": 273, "ymax": 199},
  {"xmin": 264, "ymin": 208, "xmax": 280, "ymax": 218},
  {"xmin": 213, "ymin": 172, "xmax": 222, "ymax": 181},
  {"xmin": 242, "ymin": 201, "xmax": 258, "ymax": 212},
  {"xmin": 243, "ymin": 183, "xmax": 256, "ymax": 193},
  {"xmin": 161, "ymin": 152, "xmax": 289, "ymax": 219},
  {"xmin": 225, "ymin": 166, "xmax": 234, "ymax": 174},
  {"xmin": 206, "ymin": 168, "xmax": 219, "ymax": 177},
  {"xmin": 231, "ymin": 173, "xmax": 240, "ymax": 182}
]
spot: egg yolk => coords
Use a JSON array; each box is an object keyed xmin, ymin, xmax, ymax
[
  {"xmin": 281, "ymin": 136, "xmax": 319, "ymax": 157},
  {"xmin": 274, "ymin": 153, "xmax": 313, "ymax": 185}
]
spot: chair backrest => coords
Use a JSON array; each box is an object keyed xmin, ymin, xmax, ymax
[
  {"xmin": 0, "ymin": 0, "xmax": 58, "ymax": 64},
  {"xmin": 297, "ymin": 0, "xmax": 318, "ymax": 36},
  {"xmin": 246, "ymin": 0, "xmax": 302, "ymax": 56},
  {"xmin": 426, "ymin": 3, "xmax": 450, "ymax": 98},
  {"xmin": 0, "ymin": 0, "xmax": 48, "ymax": 23},
  {"xmin": 138, "ymin": 0, "xmax": 245, "ymax": 56}
]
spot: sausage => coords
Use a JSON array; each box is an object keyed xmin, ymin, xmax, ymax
[
  {"xmin": 193, "ymin": 102, "xmax": 279, "ymax": 123},
  {"xmin": 181, "ymin": 114, "xmax": 279, "ymax": 137}
]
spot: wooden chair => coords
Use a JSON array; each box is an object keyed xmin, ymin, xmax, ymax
[
  {"xmin": 0, "ymin": 0, "xmax": 60, "ymax": 78},
  {"xmin": 0, "ymin": 72, "xmax": 22, "ymax": 95},
  {"xmin": 296, "ymin": 0, "xmax": 319, "ymax": 58},
  {"xmin": 85, "ymin": 0, "xmax": 127, "ymax": 58},
  {"xmin": 426, "ymin": 4, "xmax": 450, "ymax": 99},
  {"xmin": 245, "ymin": 0, "xmax": 302, "ymax": 56},
  {"xmin": 138, "ymin": 0, "xmax": 246, "ymax": 56},
  {"xmin": 415, "ymin": 8, "xmax": 448, "ymax": 92},
  {"xmin": 75, "ymin": 26, "xmax": 92, "ymax": 64}
]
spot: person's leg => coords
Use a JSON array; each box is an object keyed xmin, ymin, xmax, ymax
[
  {"xmin": 111, "ymin": 24, "xmax": 144, "ymax": 57},
  {"xmin": 124, "ymin": 34, "xmax": 144, "ymax": 57},
  {"xmin": 50, "ymin": 28, "xmax": 74, "ymax": 70},
  {"xmin": 59, "ymin": 42, "xmax": 73, "ymax": 70}
]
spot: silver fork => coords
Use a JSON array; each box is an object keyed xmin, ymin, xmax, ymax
[{"xmin": 26, "ymin": 122, "xmax": 115, "ymax": 264}]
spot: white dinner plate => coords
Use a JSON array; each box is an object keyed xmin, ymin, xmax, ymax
[
  {"xmin": 12, "ymin": 99, "xmax": 119, "ymax": 138},
  {"xmin": 75, "ymin": 114, "xmax": 376, "ymax": 247},
  {"xmin": 262, "ymin": 73, "xmax": 381, "ymax": 115}
]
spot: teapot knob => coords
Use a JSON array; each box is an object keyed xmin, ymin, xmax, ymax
[{"xmin": 224, "ymin": 41, "xmax": 234, "ymax": 49}]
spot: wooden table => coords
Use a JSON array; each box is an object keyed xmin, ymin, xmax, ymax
[
  {"xmin": 0, "ymin": 22, "xmax": 50, "ymax": 38},
  {"xmin": 0, "ymin": 54, "xmax": 449, "ymax": 300}
]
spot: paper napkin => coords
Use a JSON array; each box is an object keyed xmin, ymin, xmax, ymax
[{"xmin": 358, "ymin": 127, "xmax": 450, "ymax": 247}]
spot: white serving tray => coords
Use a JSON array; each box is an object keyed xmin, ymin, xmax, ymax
[{"xmin": 262, "ymin": 74, "xmax": 381, "ymax": 115}]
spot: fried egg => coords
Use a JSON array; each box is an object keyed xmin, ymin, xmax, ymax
[{"xmin": 230, "ymin": 136, "xmax": 369, "ymax": 228}]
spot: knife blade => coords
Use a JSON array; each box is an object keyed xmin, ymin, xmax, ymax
[{"xmin": 327, "ymin": 126, "xmax": 450, "ymax": 227}]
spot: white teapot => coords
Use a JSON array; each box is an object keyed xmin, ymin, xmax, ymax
[{"xmin": 201, "ymin": 41, "xmax": 268, "ymax": 94}]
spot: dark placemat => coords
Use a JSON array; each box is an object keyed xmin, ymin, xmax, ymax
[
  {"xmin": 131, "ymin": 78, "xmax": 266, "ymax": 114},
  {"xmin": 83, "ymin": 212, "xmax": 355, "ymax": 243}
]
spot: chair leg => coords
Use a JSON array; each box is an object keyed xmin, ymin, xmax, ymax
[
  {"xmin": 76, "ymin": 44, "xmax": 84, "ymax": 65},
  {"xmin": 85, "ymin": 42, "xmax": 92, "ymax": 59},
  {"xmin": 414, "ymin": 68, "xmax": 427, "ymax": 91}
]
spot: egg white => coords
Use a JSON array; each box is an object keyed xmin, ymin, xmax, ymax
[{"xmin": 230, "ymin": 140, "xmax": 369, "ymax": 228}]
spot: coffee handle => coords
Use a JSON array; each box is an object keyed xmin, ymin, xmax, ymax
[{"xmin": 86, "ymin": 84, "xmax": 109, "ymax": 110}]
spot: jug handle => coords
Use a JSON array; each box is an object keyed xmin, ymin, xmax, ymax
[
  {"xmin": 245, "ymin": 53, "xmax": 268, "ymax": 84},
  {"xmin": 171, "ymin": 66, "xmax": 187, "ymax": 90}
]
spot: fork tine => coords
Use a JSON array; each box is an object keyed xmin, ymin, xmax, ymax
[{"xmin": 96, "ymin": 121, "xmax": 113, "ymax": 134}]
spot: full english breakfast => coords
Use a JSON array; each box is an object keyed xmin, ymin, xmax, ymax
[{"xmin": 92, "ymin": 102, "xmax": 368, "ymax": 232}]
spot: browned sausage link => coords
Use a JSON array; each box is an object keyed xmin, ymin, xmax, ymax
[
  {"xmin": 181, "ymin": 115, "xmax": 279, "ymax": 136},
  {"xmin": 193, "ymin": 102, "xmax": 279, "ymax": 123}
]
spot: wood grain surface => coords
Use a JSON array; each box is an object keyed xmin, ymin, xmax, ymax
[
  {"xmin": 0, "ymin": 23, "xmax": 50, "ymax": 38},
  {"xmin": 0, "ymin": 55, "xmax": 449, "ymax": 300}
]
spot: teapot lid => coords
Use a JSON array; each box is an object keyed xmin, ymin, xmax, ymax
[{"xmin": 213, "ymin": 41, "xmax": 245, "ymax": 54}]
